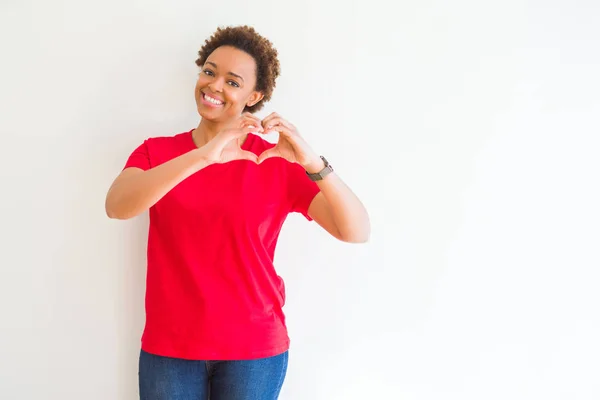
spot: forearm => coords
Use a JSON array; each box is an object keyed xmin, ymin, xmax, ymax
[
  {"xmin": 312, "ymin": 169, "xmax": 371, "ymax": 243},
  {"xmin": 105, "ymin": 148, "xmax": 212, "ymax": 220}
]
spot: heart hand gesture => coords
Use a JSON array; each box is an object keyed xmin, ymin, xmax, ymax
[
  {"xmin": 257, "ymin": 113, "xmax": 322, "ymax": 171},
  {"xmin": 201, "ymin": 112, "xmax": 264, "ymax": 164}
]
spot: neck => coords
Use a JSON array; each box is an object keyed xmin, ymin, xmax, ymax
[
  {"xmin": 192, "ymin": 116, "xmax": 249, "ymax": 149},
  {"xmin": 192, "ymin": 118, "xmax": 222, "ymax": 148}
]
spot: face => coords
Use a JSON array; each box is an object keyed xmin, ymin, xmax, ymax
[{"xmin": 195, "ymin": 45, "xmax": 264, "ymax": 122}]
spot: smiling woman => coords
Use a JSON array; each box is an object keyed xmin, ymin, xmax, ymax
[
  {"xmin": 194, "ymin": 46, "xmax": 260, "ymax": 124},
  {"xmin": 104, "ymin": 25, "xmax": 370, "ymax": 400}
]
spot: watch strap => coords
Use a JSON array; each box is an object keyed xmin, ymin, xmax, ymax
[{"xmin": 306, "ymin": 156, "xmax": 333, "ymax": 181}]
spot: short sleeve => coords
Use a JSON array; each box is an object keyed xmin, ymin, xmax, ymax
[
  {"xmin": 123, "ymin": 141, "xmax": 151, "ymax": 171},
  {"xmin": 287, "ymin": 163, "xmax": 321, "ymax": 220}
]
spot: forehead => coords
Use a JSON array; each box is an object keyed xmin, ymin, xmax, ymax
[{"xmin": 205, "ymin": 46, "xmax": 257, "ymax": 80}]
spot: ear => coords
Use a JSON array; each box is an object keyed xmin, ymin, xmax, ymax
[{"xmin": 247, "ymin": 91, "xmax": 264, "ymax": 107}]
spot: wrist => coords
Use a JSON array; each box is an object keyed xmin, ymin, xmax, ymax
[
  {"xmin": 303, "ymin": 157, "xmax": 325, "ymax": 174},
  {"xmin": 304, "ymin": 155, "xmax": 334, "ymax": 181},
  {"xmin": 190, "ymin": 148, "xmax": 216, "ymax": 170}
]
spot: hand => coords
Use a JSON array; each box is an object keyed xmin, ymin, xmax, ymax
[
  {"xmin": 200, "ymin": 112, "xmax": 264, "ymax": 164},
  {"xmin": 257, "ymin": 113, "xmax": 321, "ymax": 170}
]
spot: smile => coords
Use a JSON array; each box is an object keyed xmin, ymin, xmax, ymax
[{"xmin": 203, "ymin": 93, "xmax": 224, "ymax": 106}]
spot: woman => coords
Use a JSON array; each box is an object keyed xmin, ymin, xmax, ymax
[{"xmin": 105, "ymin": 25, "xmax": 370, "ymax": 400}]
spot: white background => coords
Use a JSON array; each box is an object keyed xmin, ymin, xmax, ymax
[{"xmin": 1, "ymin": 0, "xmax": 599, "ymax": 399}]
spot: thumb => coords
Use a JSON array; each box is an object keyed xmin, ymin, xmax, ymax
[
  {"xmin": 238, "ymin": 150, "xmax": 258, "ymax": 163},
  {"xmin": 257, "ymin": 148, "xmax": 280, "ymax": 164}
]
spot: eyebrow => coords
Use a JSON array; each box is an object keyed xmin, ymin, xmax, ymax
[{"xmin": 205, "ymin": 61, "xmax": 244, "ymax": 82}]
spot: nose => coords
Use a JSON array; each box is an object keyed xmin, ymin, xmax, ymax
[{"xmin": 208, "ymin": 77, "xmax": 224, "ymax": 93}]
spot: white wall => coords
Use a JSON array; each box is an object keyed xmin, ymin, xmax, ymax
[{"xmin": 1, "ymin": 0, "xmax": 599, "ymax": 399}]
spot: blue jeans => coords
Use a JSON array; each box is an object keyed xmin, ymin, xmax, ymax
[{"xmin": 138, "ymin": 349, "xmax": 288, "ymax": 400}]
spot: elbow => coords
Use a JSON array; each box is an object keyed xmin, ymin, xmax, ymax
[
  {"xmin": 342, "ymin": 233, "xmax": 370, "ymax": 244},
  {"xmin": 105, "ymin": 197, "xmax": 133, "ymax": 220},
  {"xmin": 357, "ymin": 232, "xmax": 371, "ymax": 243},
  {"xmin": 105, "ymin": 204, "xmax": 123, "ymax": 220},
  {"xmin": 105, "ymin": 207, "xmax": 122, "ymax": 220},
  {"xmin": 105, "ymin": 206, "xmax": 135, "ymax": 220},
  {"xmin": 346, "ymin": 218, "xmax": 371, "ymax": 243},
  {"xmin": 335, "ymin": 215, "xmax": 371, "ymax": 243},
  {"xmin": 339, "ymin": 226, "xmax": 371, "ymax": 244},
  {"xmin": 106, "ymin": 208, "xmax": 133, "ymax": 220}
]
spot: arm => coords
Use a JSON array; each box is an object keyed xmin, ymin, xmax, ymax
[
  {"xmin": 306, "ymin": 163, "xmax": 370, "ymax": 243},
  {"xmin": 106, "ymin": 114, "xmax": 263, "ymax": 220},
  {"xmin": 105, "ymin": 148, "xmax": 212, "ymax": 220},
  {"xmin": 257, "ymin": 112, "xmax": 370, "ymax": 243}
]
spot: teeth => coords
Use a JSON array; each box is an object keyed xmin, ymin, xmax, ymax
[{"xmin": 204, "ymin": 94, "xmax": 223, "ymax": 105}]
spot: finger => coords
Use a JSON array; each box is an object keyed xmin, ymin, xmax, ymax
[
  {"xmin": 262, "ymin": 112, "xmax": 278, "ymax": 120},
  {"xmin": 241, "ymin": 116, "xmax": 264, "ymax": 133},
  {"xmin": 260, "ymin": 112, "xmax": 280, "ymax": 129},
  {"xmin": 241, "ymin": 112, "xmax": 264, "ymax": 128},
  {"xmin": 257, "ymin": 148, "xmax": 280, "ymax": 164},
  {"xmin": 239, "ymin": 150, "xmax": 258, "ymax": 163},
  {"xmin": 265, "ymin": 122, "xmax": 295, "ymax": 138},
  {"xmin": 261, "ymin": 113, "xmax": 283, "ymax": 128},
  {"xmin": 222, "ymin": 139, "xmax": 258, "ymax": 163},
  {"xmin": 240, "ymin": 120, "xmax": 264, "ymax": 135},
  {"xmin": 240, "ymin": 116, "xmax": 257, "ymax": 128},
  {"xmin": 242, "ymin": 111, "xmax": 262, "ymax": 122},
  {"xmin": 222, "ymin": 128, "xmax": 255, "ymax": 142},
  {"xmin": 263, "ymin": 117, "xmax": 294, "ymax": 133}
]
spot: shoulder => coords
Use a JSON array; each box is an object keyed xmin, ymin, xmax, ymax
[
  {"xmin": 143, "ymin": 129, "xmax": 193, "ymax": 147},
  {"xmin": 136, "ymin": 129, "xmax": 194, "ymax": 157},
  {"xmin": 124, "ymin": 129, "xmax": 194, "ymax": 169}
]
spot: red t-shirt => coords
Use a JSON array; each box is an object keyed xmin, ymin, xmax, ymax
[{"xmin": 122, "ymin": 129, "xmax": 320, "ymax": 360}]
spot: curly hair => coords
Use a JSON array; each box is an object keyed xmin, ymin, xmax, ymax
[{"xmin": 195, "ymin": 25, "xmax": 280, "ymax": 113}]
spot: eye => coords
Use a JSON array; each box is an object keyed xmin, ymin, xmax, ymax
[
  {"xmin": 203, "ymin": 69, "xmax": 214, "ymax": 76},
  {"xmin": 228, "ymin": 81, "xmax": 240, "ymax": 88}
]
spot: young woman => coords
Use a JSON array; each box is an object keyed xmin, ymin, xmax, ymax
[{"xmin": 105, "ymin": 25, "xmax": 370, "ymax": 400}]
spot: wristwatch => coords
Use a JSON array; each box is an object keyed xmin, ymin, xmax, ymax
[{"xmin": 306, "ymin": 156, "xmax": 334, "ymax": 181}]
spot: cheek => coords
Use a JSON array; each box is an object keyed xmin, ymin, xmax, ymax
[
  {"xmin": 194, "ymin": 81, "xmax": 202, "ymax": 95},
  {"xmin": 224, "ymin": 89, "xmax": 245, "ymax": 104},
  {"xmin": 196, "ymin": 75, "xmax": 210, "ymax": 89}
]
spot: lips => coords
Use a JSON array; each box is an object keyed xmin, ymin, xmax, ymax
[{"xmin": 201, "ymin": 91, "xmax": 224, "ymax": 106}]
